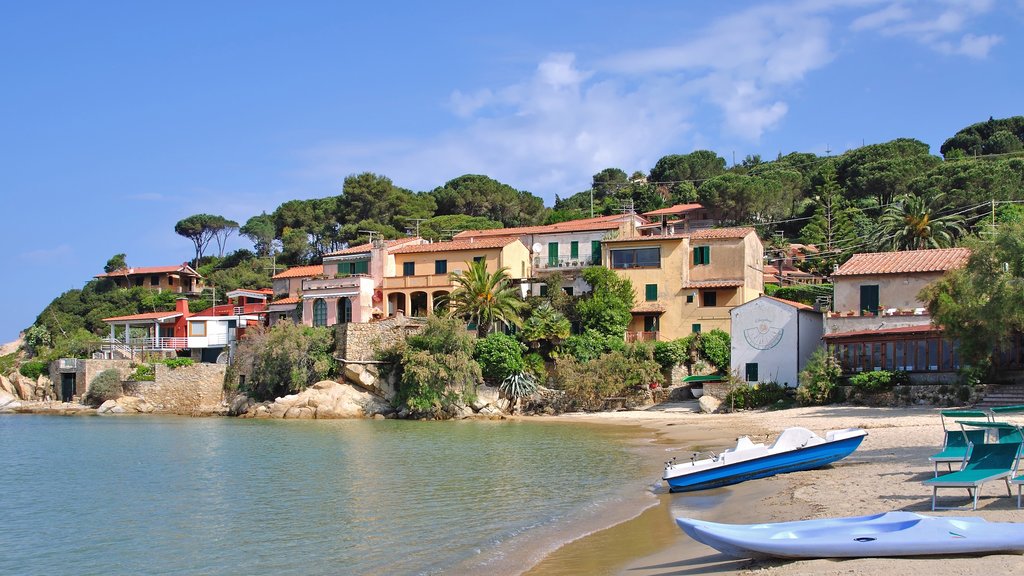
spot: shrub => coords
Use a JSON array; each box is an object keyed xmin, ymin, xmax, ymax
[
  {"xmin": 796, "ymin": 348, "xmax": 841, "ymax": 406},
  {"xmin": 162, "ymin": 357, "xmax": 194, "ymax": 369},
  {"xmin": 19, "ymin": 360, "xmax": 48, "ymax": 380},
  {"xmin": 474, "ymin": 332, "xmax": 526, "ymax": 383},
  {"xmin": 500, "ymin": 372, "xmax": 539, "ymax": 413},
  {"xmin": 558, "ymin": 330, "xmax": 625, "ymax": 362},
  {"xmin": 552, "ymin": 350, "xmax": 662, "ymax": 411},
  {"xmin": 129, "ymin": 364, "xmax": 155, "ymax": 381},
  {"xmin": 697, "ymin": 329, "xmax": 730, "ymax": 370},
  {"xmin": 523, "ymin": 352, "xmax": 547, "ymax": 383},
  {"xmin": 85, "ymin": 369, "xmax": 123, "ymax": 406},
  {"xmin": 0, "ymin": 353, "xmax": 16, "ymax": 375},
  {"xmin": 724, "ymin": 380, "xmax": 788, "ymax": 411},
  {"xmin": 848, "ymin": 370, "xmax": 909, "ymax": 393},
  {"xmin": 230, "ymin": 323, "xmax": 336, "ymax": 401},
  {"xmin": 653, "ymin": 340, "xmax": 686, "ymax": 371},
  {"xmin": 397, "ymin": 317, "xmax": 482, "ymax": 412}
]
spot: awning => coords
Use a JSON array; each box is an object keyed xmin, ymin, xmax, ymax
[{"xmin": 681, "ymin": 374, "xmax": 726, "ymax": 383}]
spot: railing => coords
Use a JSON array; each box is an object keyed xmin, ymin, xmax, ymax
[
  {"xmin": 534, "ymin": 258, "xmax": 596, "ymax": 271},
  {"xmin": 382, "ymin": 274, "xmax": 453, "ymax": 290},
  {"xmin": 302, "ymin": 275, "xmax": 368, "ymax": 291},
  {"xmin": 626, "ymin": 331, "xmax": 659, "ymax": 342}
]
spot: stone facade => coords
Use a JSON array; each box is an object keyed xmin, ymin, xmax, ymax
[
  {"xmin": 334, "ymin": 316, "xmax": 426, "ymax": 361},
  {"xmin": 50, "ymin": 359, "xmax": 135, "ymax": 400},
  {"xmin": 123, "ymin": 363, "xmax": 226, "ymax": 414}
]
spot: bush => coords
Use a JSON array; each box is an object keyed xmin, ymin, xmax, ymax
[
  {"xmin": 0, "ymin": 353, "xmax": 16, "ymax": 375},
  {"xmin": 724, "ymin": 380, "xmax": 788, "ymax": 411},
  {"xmin": 500, "ymin": 372, "xmax": 539, "ymax": 413},
  {"xmin": 162, "ymin": 357, "xmax": 194, "ymax": 369},
  {"xmin": 474, "ymin": 332, "xmax": 526, "ymax": 383},
  {"xmin": 848, "ymin": 370, "xmax": 909, "ymax": 393},
  {"xmin": 552, "ymin": 350, "xmax": 662, "ymax": 411},
  {"xmin": 129, "ymin": 364, "xmax": 155, "ymax": 381},
  {"xmin": 653, "ymin": 340, "xmax": 687, "ymax": 371},
  {"xmin": 397, "ymin": 317, "xmax": 482, "ymax": 412},
  {"xmin": 558, "ymin": 330, "xmax": 625, "ymax": 362},
  {"xmin": 523, "ymin": 352, "xmax": 547, "ymax": 383},
  {"xmin": 19, "ymin": 360, "xmax": 48, "ymax": 380},
  {"xmin": 229, "ymin": 323, "xmax": 336, "ymax": 401},
  {"xmin": 697, "ymin": 329, "xmax": 730, "ymax": 370},
  {"xmin": 85, "ymin": 369, "xmax": 123, "ymax": 406},
  {"xmin": 796, "ymin": 348, "xmax": 841, "ymax": 406},
  {"xmin": 771, "ymin": 284, "xmax": 833, "ymax": 306}
]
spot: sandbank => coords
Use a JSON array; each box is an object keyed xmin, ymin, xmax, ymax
[{"xmin": 522, "ymin": 404, "xmax": 1024, "ymax": 576}]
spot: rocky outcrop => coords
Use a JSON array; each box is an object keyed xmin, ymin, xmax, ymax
[
  {"xmin": 698, "ymin": 395, "xmax": 722, "ymax": 414},
  {"xmin": 0, "ymin": 374, "xmax": 15, "ymax": 397},
  {"xmin": 0, "ymin": 389, "xmax": 22, "ymax": 411},
  {"xmin": 96, "ymin": 396, "xmax": 156, "ymax": 415},
  {"xmin": 238, "ymin": 380, "xmax": 393, "ymax": 419},
  {"xmin": 11, "ymin": 374, "xmax": 36, "ymax": 401}
]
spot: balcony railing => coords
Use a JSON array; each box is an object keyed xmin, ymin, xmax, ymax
[
  {"xmin": 302, "ymin": 275, "xmax": 368, "ymax": 291},
  {"xmin": 626, "ymin": 331, "xmax": 659, "ymax": 342},
  {"xmin": 383, "ymin": 274, "xmax": 454, "ymax": 290},
  {"xmin": 534, "ymin": 256, "xmax": 599, "ymax": 271}
]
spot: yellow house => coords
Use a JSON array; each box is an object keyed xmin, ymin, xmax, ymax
[
  {"xmin": 603, "ymin": 227, "xmax": 763, "ymax": 341},
  {"xmin": 383, "ymin": 237, "xmax": 532, "ymax": 317}
]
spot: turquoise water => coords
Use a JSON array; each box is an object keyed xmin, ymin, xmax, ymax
[{"xmin": 0, "ymin": 415, "xmax": 649, "ymax": 575}]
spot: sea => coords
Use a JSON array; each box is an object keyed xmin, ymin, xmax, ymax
[{"xmin": 0, "ymin": 415, "xmax": 656, "ymax": 575}]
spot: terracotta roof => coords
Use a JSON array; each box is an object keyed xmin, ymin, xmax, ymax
[
  {"xmin": 391, "ymin": 237, "xmax": 523, "ymax": 254},
  {"xmin": 324, "ymin": 237, "xmax": 421, "ymax": 257},
  {"xmin": 272, "ymin": 265, "xmax": 323, "ymax": 279},
  {"xmin": 823, "ymin": 324, "xmax": 942, "ymax": 340},
  {"xmin": 682, "ymin": 280, "xmax": 745, "ymax": 288},
  {"xmin": 764, "ymin": 296, "xmax": 815, "ymax": 311},
  {"xmin": 834, "ymin": 248, "xmax": 970, "ymax": 276},
  {"xmin": 228, "ymin": 288, "xmax": 273, "ymax": 296},
  {"xmin": 689, "ymin": 227, "xmax": 756, "ymax": 240},
  {"xmin": 96, "ymin": 264, "xmax": 201, "ymax": 278},
  {"xmin": 453, "ymin": 214, "xmax": 642, "ymax": 240},
  {"xmin": 631, "ymin": 302, "xmax": 667, "ymax": 314},
  {"xmin": 642, "ymin": 203, "xmax": 705, "ymax": 217},
  {"xmin": 269, "ymin": 297, "xmax": 300, "ymax": 306},
  {"xmin": 102, "ymin": 311, "xmax": 183, "ymax": 322}
]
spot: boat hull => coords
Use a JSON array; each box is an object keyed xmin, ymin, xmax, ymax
[
  {"xmin": 663, "ymin": 434, "xmax": 865, "ymax": 493},
  {"xmin": 675, "ymin": 512, "xmax": 1024, "ymax": 558}
]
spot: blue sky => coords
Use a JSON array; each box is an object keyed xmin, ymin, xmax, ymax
[{"xmin": 1, "ymin": 0, "xmax": 1020, "ymax": 343}]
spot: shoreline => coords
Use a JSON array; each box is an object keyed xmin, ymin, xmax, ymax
[{"xmin": 520, "ymin": 404, "xmax": 1024, "ymax": 576}]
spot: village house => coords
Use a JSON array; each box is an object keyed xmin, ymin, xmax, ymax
[
  {"xmin": 823, "ymin": 247, "xmax": 970, "ymax": 381},
  {"xmin": 636, "ymin": 203, "xmax": 715, "ymax": 236},
  {"xmin": 603, "ymin": 227, "xmax": 764, "ymax": 341},
  {"xmin": 94, "ymin": 263, "xmax": 204, "ymax": 294},
  {"xmin": 730, "ymin": 295, "xmax": 824, "ymax": 387}
]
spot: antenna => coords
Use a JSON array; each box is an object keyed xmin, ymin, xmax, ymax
[
  {"xmin": 358, "ymin": 230, "xmax": 379, "ymax": 244},
  {"xmin": 441, "ymin": 229, "xmax": 463, "ymax": 241},
  {"xmin": 406, "ymin": 218, "xmax": 427, "ymax": 238}
]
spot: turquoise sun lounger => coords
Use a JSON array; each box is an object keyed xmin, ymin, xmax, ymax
[{"xmin": 923, "ymin": 422, "xmax": 1023, "ymax": 510}]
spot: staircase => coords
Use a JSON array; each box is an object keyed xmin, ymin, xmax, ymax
[{"xmin": 975, "ymin": 384, "xmax": 1024, "ymax": 409}]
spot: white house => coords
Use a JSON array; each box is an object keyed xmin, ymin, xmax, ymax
[{"xmin": 730, "ymin": 296, "xmax": 823, "ymax": 388}]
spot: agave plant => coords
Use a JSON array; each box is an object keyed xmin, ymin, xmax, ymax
[{"xmin": 499, "ymin": 371, "xmax": 539, "ymax": 414}]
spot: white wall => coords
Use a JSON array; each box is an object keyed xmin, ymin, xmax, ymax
[{"xmin": 731, "ymin": 297, "xmax": 812, "ymax": 388}]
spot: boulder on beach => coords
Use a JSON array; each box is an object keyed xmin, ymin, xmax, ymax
[
  {"xmin": 266, "ymin": 380, "xmax": 391, "ymax": 419},
  {"xmin": 96, "ymin": 396, "xmax": 156, "ymax": 415}
]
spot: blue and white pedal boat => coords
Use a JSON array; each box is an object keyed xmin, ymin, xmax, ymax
[
  {"xmin": 662, "ymin": 427, "xmax": 867, "ymax": 492},
  {"xmin": 676, "ymin": 511, "xmax": 1024, "ymax": 558}
]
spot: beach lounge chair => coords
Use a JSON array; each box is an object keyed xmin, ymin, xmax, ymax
[
  {"xmin": 923, "ymin": 423, "xmax": 1023, "ymax": 510},
  {"xmin": 1013, "ymin": 473, "xmax": 1024, "ymax": 508},
  {"xmin": 928, "ymin": 410, "xmax": 991, "ymax": 476}
]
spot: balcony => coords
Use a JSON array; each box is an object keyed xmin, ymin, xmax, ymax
[
  {"xmin": 383, "ymin": 274, "xmax": 454, "ymax": 290},
  {"xmin": 302, "ymin": 275, "xmax": 368, "ymax": 292},
  {"xmin": 533, "ymin": 256, "xmax": 600, "ymax": 272}
]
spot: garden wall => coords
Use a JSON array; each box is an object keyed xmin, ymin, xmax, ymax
[{"xmin": 123, "ymin": 363, "xmax": 227, "ymax": 415}]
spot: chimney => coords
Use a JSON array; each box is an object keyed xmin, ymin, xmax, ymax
[{"xmin": 176, "ymin": 297, "xmax": 190, "ymax": 315}]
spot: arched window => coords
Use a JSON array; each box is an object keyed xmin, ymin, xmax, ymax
[
  {"xmin": 338, "ymin": 297, "xmax": 352, "ymax": 323},
  {"xmin": 313, "ymin": 299, "xmax": 327, "ymax": 327}
]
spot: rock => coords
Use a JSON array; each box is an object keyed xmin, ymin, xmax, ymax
[
  {"xmin": 451, "ymin": 404, "xmax": 474, "ymax": 419},
  {"xmin": 268, "ymin": 381, "xmax": 391, "ymax": 419},
  {"xmin": 0, "ymin": 374, "xmax": 15, "ymax": 396},
  {"xmin": 37, "ymin": 375, "xmax": 52, "ymax": 396},
  {"xmin": 0, "ymin": 389, "xmax": 17, "ymax": 406},
  {"xmin": 12, "ymin": 374, "xmax": 34, "ymax": 401},
  {"xmin": 475, "ymin": 386, "xmax": 500, "ymax": 406},
  {"xmin": 698, "ymin": 395, "xmax": 722, "ymax": 414},
  {"xmin": 228, "ymin": 394, "xmax": 253, "ymax": 416},
  {"xmin": 372, "ymin": 413, "xmax": 385, "ymax": 420},
  {"xmin": 471, "ymin": 398, "xmax": 488, "ymax": 411},
  {"xmin": 493, "ymin": 398, "xmax": 511, "ymax": 413},
  {"xmin": 97, "ymin": 400, "xmax": 118, "ymax": 414},
  {"xmin": 116, "ymin": 396, "xmax": 155, "ymax": 413},
  {"xmin": 109, "ymin": 405, "xmax": 127, "ymax": 414}
]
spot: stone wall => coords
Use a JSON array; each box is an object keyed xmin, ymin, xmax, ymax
[
  {"xmin": 56, "ymin": 359, "xmax": 135, "ymax": 399},
  {"xmin": 123, "ymin": 363, "xmax": 226, "ymax": 415},
  {"xmin": 334, "ymin": 316, "xmax": 426, "ymax": 361}
]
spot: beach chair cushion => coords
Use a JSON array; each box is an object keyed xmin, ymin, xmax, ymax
[
  {"xmin": 924, "ymin": 442, "xmax": 1021, "ymax": 488},
  {"xmin": 929, "ymin": 429, "xmax": 987, "ymax": 463}
]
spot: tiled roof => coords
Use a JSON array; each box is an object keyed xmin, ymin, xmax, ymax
[
  {"xmin": 324, "ymin": 237, "xmax": 421, "ymax": 257},
  {"xmin": 391, "ymin": 237, "xmax": 522, "ymax": 254},
  {"xmin": 269, "ymin": 297, "xmax": 300, "ymax": 306},
  {"xmin": 631, "ymin": 302, "xmax": 667, "ymax": 314},
  {"xmin": 102, "ymin": 311, "xmax": 183, "ymax": 322},
  {"xmin": 764, "ymin": 296, "xmax": 815, "ymax": 311},
  {"xmin": 642, "ymin": 203, "xmax": 705, "ymax": 217},
  {"xmin": 682, "ymin": 280, "xmax": 745, "ymax": 288},
  {"xmin": 272, "ymin": 265, "xmax": 323, "ymax": 279},
  {"xmin": 833, "ymin": 248, "xmax": 970, "ymax": 277},
  {"xmin": 689, "ymin": 227, "xmax": 756, "ymax": 240},
  {"xmin": 453, "ymin": 214, "xmax": 641, "ymax": 239},
  {"xmin": 96, "ymin": 264, "xmax": 201, "ymax": 278},
  {"xmin": 823, "ymin": 324, "xmax": 942, "ymax": 339}
]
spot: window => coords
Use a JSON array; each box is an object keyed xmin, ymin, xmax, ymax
[
  {"xmin": 473, "ymin": 256, "xmax": 484, "ymax": 263},
  {"xmin": 150, "ymin": 275, "xmax": 160, "ymax": 286},
  {"xmin": 610, "ymin": 247, "xmax": 661, "ymax": 269},
  {"xmin": 563, "ymin": 287, "xmax": 574, "ymax": 296},
  {"xmin": 745, "ymin": 363, "xmax": 758, "ymax": 382},
  {"xmin": 686, "ymin": 293, "xmax": 694, "ymax": 304},
  {"xmin": 693, "ymin": 245, "xmax": 711, "ymax": 265},
  {"xmin": 591, "ymin": 240, "xmax": 601, "ymax": 264},
  {"xmin": 434, "ymin": 260, "xmax": 447, "ymax": 274},
  {"xmin": 570, "ymin": 241, "xmax": 579, "ymax": 259},
  {"xmin": 339, "ymin": 260, "xmax": 369, "ymax": 275},
  {"xmin": 692, "ymin": 323, "xmax": 701, "ymax": 334},
  {"xmin": 703, "ymin": 291, "xmax": 717, "ymax": 307},
  {"xmin": 645, "ymin": 284, "xmax": 658, "ymax": 301},
  {"xmin": 189, "ymin": 321, "xmax": 207, "ymax": 337},
  {"xmin": 134, "ymin": 277, "xmax": 144, "ymax": 287},
  {"xmin": 644, "ymin": 315, "xmax": 660, "ymax": 332},
  {"xmin": 548, "ymin": 242, "xmax": 559, "ymax": 266},
  {"xmin": 539, "ymin": 284, "xmax": 549, "ymax": 297},
  {"xmin": 313, "ymin": 299, "xmax": 327, "ymax": 327},
  {"xmin": 338, "ymin": 297, "xmax": 352, "ymax": 323},
  {"xmin": 403, "ymin": 262, "xmax": 415, "ymax": 276},
  {"xmin": 859, "ymin": 285, "xmax": 879, "ymax": 314}
]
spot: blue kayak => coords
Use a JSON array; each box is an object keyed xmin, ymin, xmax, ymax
[{"xmin": 676, "ymin": 512, "xmax": 1024, "ymax": 558}]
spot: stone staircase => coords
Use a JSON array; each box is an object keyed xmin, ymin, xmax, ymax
[{"xmin": 975, "ymin": 383, "xmax": 1024, "ymax": 409}]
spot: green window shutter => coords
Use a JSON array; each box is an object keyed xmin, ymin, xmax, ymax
[
  {"xmin": 435, "ymin": 260, "xmax": 447, "ymax": 274},
  {"xmin": 337, "ymin": 263, "xmax": 345, "ymax": 275},
  {"xmin": 745, "ymin": 363, "xmax": 758, "ymax": 382},
  {"xmin": 705, "ymin": 246, "xmax": 710, "ymax": 264},
  {"xmin": 692, "ymin": 323, "xmax": 701, "ymax": 334},
  {"xmin": 645, "ymin": 284, "xmax": 657, "ymax": 301},
  {"xmin": 693, "ymin": 246, "xmax": 710, "ymax": 265},
  {"xmin": 355, "ymin": 260, "xmax": 369, "ymax": 274},
  {"xmin": 591, "ymin": 240, "xmax": 601, "ymax": 264},
  {"xmin": 548, "ymin": 242, "xmax": 559, "ymax": 266},
  {"xmin": 570, "ymin": 241, "xmax": 579, "ymax": 259},
  {"xmin": 403, "ymin": 262, "xmax": 415, "ymax": 276},
  {"xmin": 539, "ymin": 284, "xmax": 548, "ymax": 297}
]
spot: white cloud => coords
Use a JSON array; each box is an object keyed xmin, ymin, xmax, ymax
[{"xmin": 848, "ymin": 0, "xmax": 1001, "ymax": 58}]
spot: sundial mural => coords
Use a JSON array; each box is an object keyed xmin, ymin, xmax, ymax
[{"xmin": 743, "ymin": 302, "xmax": 785, "ymax": 350}]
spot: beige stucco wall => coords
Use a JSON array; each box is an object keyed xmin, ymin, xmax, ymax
[{"xmin": 833, "ymin": 271, "xmax": 942, "ymax": 314}]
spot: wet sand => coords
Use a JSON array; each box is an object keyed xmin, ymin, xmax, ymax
[{"xmin": 521, "ymin": 404, "xmax": 1024, "ymax": 576}]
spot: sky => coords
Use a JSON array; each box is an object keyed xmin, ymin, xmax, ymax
[{"xmin": 1, "ymin": 0, "xmax": 1021, "ymax": 344}]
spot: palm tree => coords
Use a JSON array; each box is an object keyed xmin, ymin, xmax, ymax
[
  {"xmin": 447, "ymin": 259, "xmax": 525, "ymax": 338},
  {"xmin": 872, "ymin": 192, "xmax": 966, "ymax": 251}
]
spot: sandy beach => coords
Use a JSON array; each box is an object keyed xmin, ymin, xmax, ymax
[{"xmin": 523, "ymin": 403, "xmax": 1024, "ymax": 576}]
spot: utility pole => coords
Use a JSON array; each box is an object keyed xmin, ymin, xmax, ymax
[{"xmin": 407, "ymin": 218, "xmax": 427, "ymax": 238}]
